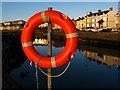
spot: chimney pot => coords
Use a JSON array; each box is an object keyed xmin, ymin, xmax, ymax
[{"xmin": 109, "ymin": 7, "xmax": 113, "ymax": 11}]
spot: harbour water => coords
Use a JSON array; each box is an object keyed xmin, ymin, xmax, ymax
[{"xmin": 9, "ymin": 38, "xmax": 120, "ymax": 89}]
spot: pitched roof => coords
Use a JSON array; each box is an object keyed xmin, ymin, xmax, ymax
[
  {"xmin": 85, "ymin": 10, "xmax": 109, "ymax": 17},
  {"xmin": 116, "ymin": 12, "xmax": 120, "ymax": 15},
  {"xmin": 4, "ymin": 20, "xmax": 26, "ymax": 23},
  {"xmin": 76, "ymin": 17, "xmax": 85, "ymax": 21}
]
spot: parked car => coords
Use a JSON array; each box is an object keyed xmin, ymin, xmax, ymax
[{"xmin": 90, "ymin": 29, "xmax": 98, "ymax": 32}]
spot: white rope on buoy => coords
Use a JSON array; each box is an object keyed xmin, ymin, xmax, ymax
[
  {"xmin": 35, "ymin": 55, "xmax": 43, "ymax": 90},
  {"xmin": 34, "ymin": 55, "xmax": 71, "ymax": 90},
  {"xmin": 35, "ymin": 64, "xmax": 39, "ymax": 90},
  {"xmin": 38, "ymin": 61, "xmax": 71, "ymax": 78}
]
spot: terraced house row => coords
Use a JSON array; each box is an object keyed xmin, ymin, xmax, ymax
[
  {"xmin": 0, "ymin": 20, "xmax": 25, "ymax": 30},
  {"xmin": 0, "ymin": 7, "xmax": 120, "ymax": 31},
  {"xmin": 76, "ymin": 7, "xmax": 120, "ymax": 30},
  {"xmin": 39, "ymin": 7, "xmax": 120, "ymax": 31}
]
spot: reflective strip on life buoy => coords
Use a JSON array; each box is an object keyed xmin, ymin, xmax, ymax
[{"xmin": 21, "ymin": 10, "xmax": 78, "ymax": 68}]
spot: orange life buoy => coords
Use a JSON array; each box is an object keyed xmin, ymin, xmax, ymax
[{"xmin": 21, "ymin": 10, "xmax": 78, "ymax": 68}]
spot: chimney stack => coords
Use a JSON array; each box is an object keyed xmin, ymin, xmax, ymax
[
  {"xmin": 98, "ymin": 9, "xmax": 102, "ymax": 14},
  {"xmin": 109, "ymin": 7, "xmax": 113, "ymax": 11},
  {"xmin": 89, "ymin": 12, "xmax": 92, "ymax": 15}
]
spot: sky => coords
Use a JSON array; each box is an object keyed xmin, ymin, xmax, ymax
[
  {"xmin": 1, "ymin": 0, "xmax": 120, "ymax": 2},
  {"xmin": 1, "ymin": 2, "xmax": 119, "ymax": 22}
]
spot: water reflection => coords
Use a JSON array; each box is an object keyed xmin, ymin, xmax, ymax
[
  {"xmin": 33, "ymin": 38, "xmax": 65, "ymax": 48},
  {"xmin": 33, "ymin": 38, "xmax": 120, "ymax": 69},
  {"xmin": 83, "ymin": 50, "xmax": 120, "ymax": 68},
  {"xmin": 33, "ymin": 38, "xmax": 48, "ymax": 45},
  {"xmin": 77, "ymin": 43, "xmax": 120, "ymax": 69},
  {"xmin": 8, "ymin": 37, "xmax": 120, "ymax": 88}
]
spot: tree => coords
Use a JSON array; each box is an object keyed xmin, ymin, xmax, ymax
[{"xmin": 98, "ymin": 19, "xmax": 104, "ymax": 28}]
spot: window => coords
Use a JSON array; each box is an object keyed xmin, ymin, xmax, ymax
[
  {"xmin": 103, "ymin": 23, "xmax": 107, "ymax": 27},
  {"xmin": 92, "ymin": 23, "xmax": 95, "ymax": 27},
  {"xmin": 92, "ymin": 19, "xmax": 95, "ymax": 22},
  {"xmin": 87, "ymin": 19, "xmax": 90, "ymax": 23},
  {"xmin": 87, "ymin": 24, "xmax": 89, "ymax": 27},
  {"xmin": 103, "ymin": 17, "xmax": 107, "ymax": 21},
  {"xmin": 96, "ymin": 23, "xmax": 99, "ymax": 28},
  {"xmin": 96, "ymin": 18, "xmax": 99, "ymax": 22}
]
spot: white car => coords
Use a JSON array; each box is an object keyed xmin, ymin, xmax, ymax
[{"xmin": 90, "ymin": 29, "xmax": 98, "ymax": 32}]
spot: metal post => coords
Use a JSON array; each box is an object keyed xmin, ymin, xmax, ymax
[
  {"xmin": 47, "ymin": 7, "xmax": 52, "ymax": 90},
  {"xmin": 86, "ymin": 16, "xmax": 87, "ymax": 29}
]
